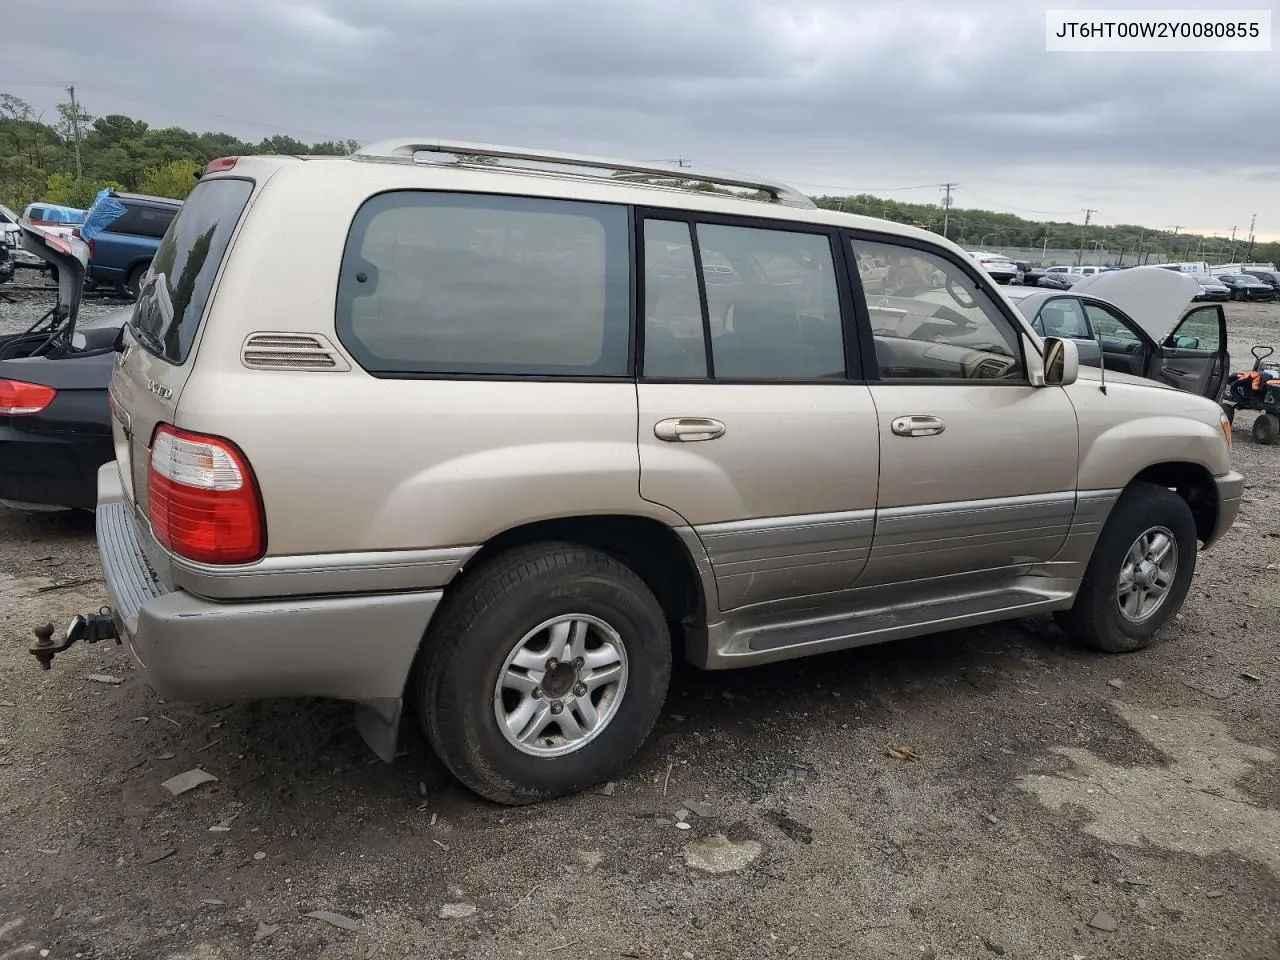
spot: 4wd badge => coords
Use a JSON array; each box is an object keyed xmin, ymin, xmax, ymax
[{"xmin": 146, "ymin": 379, "xmax": 173, "ymax": 400}]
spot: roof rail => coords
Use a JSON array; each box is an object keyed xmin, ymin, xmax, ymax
[{"xmin": 351, "ymin": 138, "xmax": 817, "ymax": 209}]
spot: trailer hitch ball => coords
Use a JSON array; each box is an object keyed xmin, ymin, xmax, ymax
[
  {"xmin": 28, "ymin": 611, "xmax": 116, "ymax": 669},
  {"xmin": 32, "ymin": 622, "xmax": 58, "ymax": 670}
]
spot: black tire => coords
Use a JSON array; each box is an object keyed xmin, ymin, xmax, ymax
[
  {"xmin": 1055, "ymin": 482, "xmax": 1197, "ymax": 654},
  {"xmin": 416, "ymin": 542, "xmax": 671, "ymax": 805},
  {"xmin": 1254, "ymin": 413, "xmax": 1279, "ymax": 445},
  {"xmin": 123, "ymin": 262, "xmax": 150, "ymax": 300}
]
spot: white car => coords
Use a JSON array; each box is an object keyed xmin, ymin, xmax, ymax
[
  {"xmin": 1, "ymin": 203, "xmax": 43, "ymax": 268},
  {"xmin": 967, "ymin": 250, "xmax": 1020, "ymax": 284}
]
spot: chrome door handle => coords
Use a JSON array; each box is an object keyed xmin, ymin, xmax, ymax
[
  {"xmin": 891, "ymin": 415, "xmax": 946, "ymax": 437},
  {"xmin": 654, "ymin": 417, "xmax": 726, "ymax": 442}
]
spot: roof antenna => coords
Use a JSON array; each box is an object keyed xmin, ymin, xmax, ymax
[{"xmin": 1096, "ymin": 325, "xmax": 1107, "ymax": 394}]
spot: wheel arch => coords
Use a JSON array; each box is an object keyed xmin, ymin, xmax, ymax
[
  {"xmin": 1128, "ymin": 461, "xmax": 1218, "ymax": 544},
  {"xmin": 449, "ymin": 513, "xmax": 711, "ymax": 647}
]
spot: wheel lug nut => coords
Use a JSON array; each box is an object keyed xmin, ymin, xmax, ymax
[
  {"xmin": 573, "ymin": 657, "xmax": 584, "ymax": 668},
  {"xmin": 573, "ymin": 683, "xmax": 587, "ymax": 697},
  {"xmin": 550, "ymin": 701, "xmax": 563, "ymax": 715},
  {"xmin": 547, "ymin": 658, "xmax": 559, "ymax": 670},
  {"xmin": 532, "ymin": 687, "xmax": 543, "ymax": 700}
]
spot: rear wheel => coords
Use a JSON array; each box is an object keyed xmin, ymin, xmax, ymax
[
  {"xmin": 1055, "ymin": 482, "xmax": 1196, "ymax": 653},
  {"xmin": 416, "ymin": 542, "xmax": 671, "ymax": 805},
  {"xmin": 1253, "ymin": 413, "xmax": 1279, "ymax": 445},
  {"xmin": 122, "ymin": 262, "xmax": 150, "ymax": 300}
]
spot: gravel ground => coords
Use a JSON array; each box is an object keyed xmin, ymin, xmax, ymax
[
  {"xmin": 1, "ymin": 286, "xmax": 1278, "ymax": 960},
  {"xmin": 0, "ymin": 272, "xmax": 132, "ymax": 335}
]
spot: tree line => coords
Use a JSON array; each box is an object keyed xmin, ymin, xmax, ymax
[{"xmin": 1, "ymin": 91, "xmax": 1275, "ymax": 267}]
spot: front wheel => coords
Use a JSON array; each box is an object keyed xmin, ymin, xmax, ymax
[
  {"xmin": 416, "ymin": 542, "xmax": 671, "ymax": 805},
  {"xmin": 1055, "ymin": 482, "xmax": 1197, "ymax": 653}
]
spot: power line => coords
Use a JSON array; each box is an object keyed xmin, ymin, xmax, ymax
[
  {"xmin": 791, "ymin": 180, "xmax": 940, "ymax": 193},
  {"xmin": 956, "ymin": 186, "xmax": 1078, "ymax": 217}
]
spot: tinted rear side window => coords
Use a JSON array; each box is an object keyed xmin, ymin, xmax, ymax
[
  {"xmin": 335, "ymin": 192, "xmax": 631, "ymax": 377},
  {"xmin": 107, "ymin": 204, "xmax": 178, "ymax": 238},
  {"xmin": 132, "ymin": 178, "xmax": 253, "ymax": 365}
]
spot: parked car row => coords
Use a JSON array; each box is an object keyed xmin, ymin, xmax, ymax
[{"xmin": 0, "ymin": 193, "xmax": 181, "ymax": 296}]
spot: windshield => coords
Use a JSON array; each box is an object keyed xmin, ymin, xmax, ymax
[{"xmin": 131, "ymin": 177, "xmax": 254, "ymax": 364}]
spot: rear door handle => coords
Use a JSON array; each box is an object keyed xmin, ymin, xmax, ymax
[
  {"xmin": 891, "ymin": 415, "xmax": 946, "ymax": 437},
  {"xmin": 654, "ymin": 418, "xmax": 726, "ymax": 442}
]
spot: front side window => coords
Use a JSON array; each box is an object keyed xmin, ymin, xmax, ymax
[
  {"xmin": 641, "ymin": 218, "xmax": 846, "ymax": 381},
  {"xmin": 849, "ymin": 237, "xmax": 1025, "ymax": 382},
  {"xmin": 1171, "ymin": 306, "xmax": 1222, "ymax": 351},
  {"xmin": 337, "ymin": 192, "xmax": 630, "ymax": 377}
]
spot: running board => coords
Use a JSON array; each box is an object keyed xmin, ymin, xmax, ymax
[{"xmin": 703, "ymin": 585, "xmax": 1075, "ymax": 669}]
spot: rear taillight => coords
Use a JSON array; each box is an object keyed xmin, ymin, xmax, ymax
[
  {"xmin": 148, "ymin": 424, "xmax": 265, "ymax": 565},
  {"xmin": 0, "ymin": 379, "xmax": 56, "ymax": 415},
  {"xmin": 86, "ymin": 239, "xmax": 95, "ymax": 259},
  {"xmin": 205, "ymin": 157, "xmax": 239, "ymax": 174}
]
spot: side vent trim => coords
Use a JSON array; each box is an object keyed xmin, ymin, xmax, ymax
[{"xmin": 240, "ymin": 333, "xmax": 351, "ymax": 372}]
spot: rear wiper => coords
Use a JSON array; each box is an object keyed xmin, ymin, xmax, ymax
[{"xmin": 127, "ymin": 318, "xmax": 163, "ymax": 355}]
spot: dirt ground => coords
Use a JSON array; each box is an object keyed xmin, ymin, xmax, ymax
[{"xmin": 1, "ymin": 283, "xmax": 1278, "ymax": 960}]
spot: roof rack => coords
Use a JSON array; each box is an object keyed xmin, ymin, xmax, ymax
[{"xmin": 351, "ymin": 138, "xmax": 817, "ymax": 210}]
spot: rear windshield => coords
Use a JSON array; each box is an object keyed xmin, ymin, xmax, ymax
[{"xmin": 131, "ymin": 178, "xmax": 253, "ymax": 365}]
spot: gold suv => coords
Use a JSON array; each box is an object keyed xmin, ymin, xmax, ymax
[{"xmin": 62, "ymin": 140, "xmax": 1241, "ymax": 804}]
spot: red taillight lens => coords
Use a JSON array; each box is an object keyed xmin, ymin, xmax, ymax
[
  {"xmin": 0, "ymin": 378, "xmax": 56, "ymax": 415},
  {"xmin": 205, "ymin": 157, "xmax": 239, "ymax": 174},
  {"xmin": 148, "ymin": 425, "xmax": 265, "ymax": 565}
]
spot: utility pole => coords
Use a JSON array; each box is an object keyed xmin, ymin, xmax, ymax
[
  {"xmin": 1246, "ymin": 213, "xmax": 1257, "ymax": 260},
  {"xmin": 65, "ymin": 84, "xmax": 83, "ymax": 178},
  {"xmin": 940, "ymin": 182, "xmax": 957, "ymax": 238},
  {"xmin": 1229, "ymin": 225, "xmax": 1238, "ymax": 260},
  {"xmin": 1076, "ymin": 208, "xmax": 1096, "ymax": 266}
]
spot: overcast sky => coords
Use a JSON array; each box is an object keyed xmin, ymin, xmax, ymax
[{"xmin": 7, "ymin": 0, "xmax": 1279, "ymax": 243}]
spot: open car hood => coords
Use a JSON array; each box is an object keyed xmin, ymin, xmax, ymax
[{"xmin": 1069, "ymin": 266, "xmax": 1199, "ymax": 345}]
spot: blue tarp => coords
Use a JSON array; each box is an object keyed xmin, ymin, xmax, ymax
[{"xmin": 80, "ymin": 189, "xmax": 128, "ymax": 243}]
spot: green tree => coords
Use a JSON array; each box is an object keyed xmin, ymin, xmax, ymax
[
  {"xmin": 138, "ymin": 159, "xmax": 201, "ymax": 200},
  {"xmin": 44, "ymin": 172, "xmax": 126, "ymax": 208}
]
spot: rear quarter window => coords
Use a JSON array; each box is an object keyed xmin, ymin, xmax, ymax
[
  {"xmin": 335, "ymin": 191, "xmax": 631, "ymax": 377},
  {"xmin": 131, "ymin": 178, "xmax": 253, "ymax": 365}
]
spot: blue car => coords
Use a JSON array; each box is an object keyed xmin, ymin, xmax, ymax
[{"xmin": 80, "ymin": 191, "xmax": 182, "ymax": 298}]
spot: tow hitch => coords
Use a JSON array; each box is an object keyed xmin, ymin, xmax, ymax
[{"xmin": 30, "ymin": 607, "xmax": 120, "ymax": 669}]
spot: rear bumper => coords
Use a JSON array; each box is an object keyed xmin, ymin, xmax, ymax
[
  {"xmin": 95, "ymin": 463, "xmax": 440, "ymax": 703},
  {"xmin": 0, "ymin": 422, "xmax": 113, "ymax": 511},
  {"xmin": 1206, "ymin": 470, "xmax": 1245, "ymax": 549}
]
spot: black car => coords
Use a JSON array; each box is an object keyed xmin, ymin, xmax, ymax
[
  {"xmin": 0, "ymin": 225, "xmax": 126, "ymax": 512},
  {"xmin": 1218, "ymin": 272, "xmax": 1277, "ymax": 302},
  {"xmin": 1243, "ymin": 269, "xmax": 1280, "ymax": 295}
]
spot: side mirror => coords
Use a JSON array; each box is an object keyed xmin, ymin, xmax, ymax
[
  {"xmin": 1174, "ymin": 335, "xmax": 1200, "ymax": 350},
  {"xmin": 1042, "ymin": 336, "xmax": 1079, "ymax": 387}
]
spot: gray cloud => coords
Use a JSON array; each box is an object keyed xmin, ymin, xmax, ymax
[{"xmin": 7, "ymin": 0, "xmax": 1279, "ymax": 238}]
